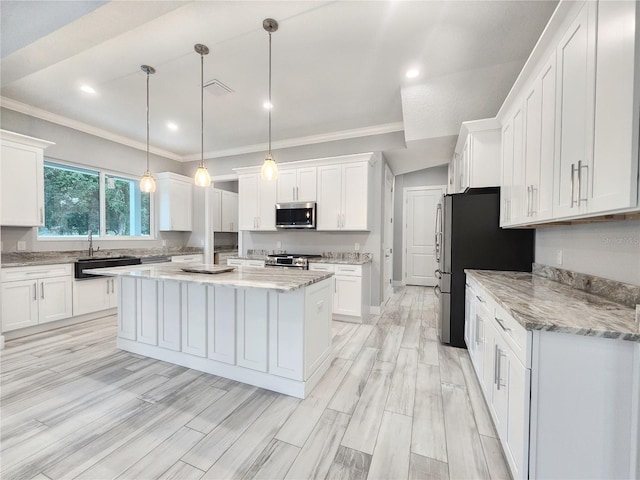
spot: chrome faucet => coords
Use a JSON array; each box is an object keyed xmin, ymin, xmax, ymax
[{"xmin": 88, "ymin": 230, "xmax": 99, "ymax": 257}]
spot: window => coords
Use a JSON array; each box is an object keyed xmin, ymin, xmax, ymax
[{"xmin": 39, "ymin": 161, "xmax": 152, "ymax": 239}]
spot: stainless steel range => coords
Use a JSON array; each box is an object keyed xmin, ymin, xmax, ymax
[{"xmin": 265, "ymin": 253, "xmax": 322, "ymax": 270}]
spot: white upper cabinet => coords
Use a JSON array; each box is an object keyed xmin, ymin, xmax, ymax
[
  {"xmin": 238, "ymin": 173, "xmax": 276, "ymax": 231},
  {"xmin": 0, "ymin": 130, "xmax": 54, "ymax": 227},
  {"xmin": 221, "ymin": 190, "xmax": 239, "ymax": 232},
  {"xmin": 498, "ymin": 0, "xmax": 639, "ymax": 226},
  {"xmin": 452, "ymin": 119, "xmax": 501, "ymax": 194},
  {"xmin": 590, "ymin": 0, "xmax": 639, "ymax": 213},
  {"xmin": 523, "ymin": 54, "xmax": 556, "ymax": 223},
  {"xmin": 212, "ymin": 188, "xmax": 238, "ymax": 232},
  {"xmin": 317, "ymin": 161, "xmax": 370, "ymax": 231},
  {"xmin": 157, "ymin": 172, "xmax": 193, "ymax": 231},
  {"xmin": 553, "ymin": 1, "xmax": 597, "ymax": 219},
  {"xmin": 276, "ymin": 166, "xmax": 317, "ymax": 203}
]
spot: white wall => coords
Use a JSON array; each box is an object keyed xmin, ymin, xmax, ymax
[
  {"xmin": 1, "ymin": 108, "xmax": 188, "ymax": 252},
  {"xmin": 535, "ymin": 219, "xmax": 640, "ymax": 286},
  {"xmin": 393, "ymin": 165, "xmax": 449, "ymax": 280}
]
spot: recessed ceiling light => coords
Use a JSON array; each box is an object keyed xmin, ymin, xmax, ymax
[
  {"xmin": 167, "ymin": 122, "xmax": 178, "ymax": 131},
  {"xmin": 80, "ymin": 85, "xmax": 96, "ymax": 94},
  {"xmin": 406, "ymin": 69, "xmax": 420, "ymax": 79},
  {"xmin": 263, "ymin": 101, "xmax": 273, "ymax": 110}
]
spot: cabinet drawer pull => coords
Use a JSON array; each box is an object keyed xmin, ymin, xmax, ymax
[
  {"xmin": 495, "ymin": 316, "xmax": 511, "ymax": 332},
  {"xmin": 33, "ymin": 282, "xmax": 37, "ymax": 301},
  {"xmin": 494, "ymin": 344, "xmax": 499, "ymax": 386},
  {"xmin": 107, "ymin": 280, "xmax": 110, "ymax": 294},
  {"xmin": 475, "ymin": 295, "xmax": 485, "ymax": 303},
  {"xmin": 41, "ymin": 281, "xmax": 44, "ymax": 299},
  {"xmin": 475, "ymin": 317, "xmax": 483, "ymax": 345}
]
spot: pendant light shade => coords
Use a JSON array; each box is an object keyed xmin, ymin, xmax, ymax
[
  {"xmin": 261, "ymin": 18, "xmax": 278, "ymax": 181},
  {"xmin": 140, "ymin": 65, "xmax": 156, "ymax": 193},
  {"xmin": 194, "ymin": 43, "xmax": 212, "ymax": 187}
]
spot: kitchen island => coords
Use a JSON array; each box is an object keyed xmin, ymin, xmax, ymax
[{"xmin": 85, "ymin": 264, "xmax": 334, "ymax": 398}]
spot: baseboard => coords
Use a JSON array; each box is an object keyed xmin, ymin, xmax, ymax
[
  {"xmin": 393, "ymin": 280, "xmax": 404, "ymax": 287},
  {"xmin": 369, "ymin": 305, "xmax": 382, "ymax": 315}
]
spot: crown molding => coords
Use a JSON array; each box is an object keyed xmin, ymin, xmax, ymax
[
  {"xmin": 1, "ymin": 96, "xmax": 404, "ymax": 163},
  {"xmin": 181, "ymin": 121, "xmax": 405, "ymax": 162},
  {"xmin": 0, "ymin": 96, "xmax": 182, "ymax": 161}
]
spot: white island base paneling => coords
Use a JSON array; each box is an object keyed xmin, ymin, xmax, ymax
[{"xmin": 116, "ymin": 276, "xmax": 333, "ymax": 399}]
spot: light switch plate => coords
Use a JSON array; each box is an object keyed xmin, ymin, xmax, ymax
[{"xmin": 17, "ymin": 241, "xmax": 26, "ymax": 251}]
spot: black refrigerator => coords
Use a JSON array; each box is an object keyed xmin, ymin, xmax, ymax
[{"xmin": 435, "ymin": 187, "xmax": 534, "ymax": 348}]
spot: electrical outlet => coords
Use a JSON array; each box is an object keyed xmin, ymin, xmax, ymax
[
  {"xmin": 17, "ymin": 241, "xmax": 26, "ymax": 251},
  {"xmin": 276, "ymin": 241, "xmax": 282, "ymax": 249},
  {"xmin": 556, "ymin": 249, "xmax": 563, "ymax": 265},
  {"xmin": 162, "ymin": 240, "xmax": 167, "ymax": 247},
  {"xmin": 355, "ymin": 243, "xmax": 360, "ymax": 251}
]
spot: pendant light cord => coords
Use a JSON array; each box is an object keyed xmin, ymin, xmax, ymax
[
  {"xmin": 200, "ymin": 52, "xmax": 204, "ymax": 168},
  {"xmin": 268, "ymin": 31, "xmax": 272, "ymax": 156},
  {"xmin": 146, "ymin": 70, "xmax": 150, "ymax": 172}
]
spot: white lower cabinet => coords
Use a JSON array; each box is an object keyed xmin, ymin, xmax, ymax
[
  {"xmin": 118, "ymin": 277, "xmax": 332, "ymax": 384},
  {"xmin": 73, "ymin": 277, "xmax": 118, "ymax": 316},
  {"xmin": 226, "ymin": 258, "xmax": 265, "ymax": 268},
  {"xmin": 171, "ymin": 254, "xmax": 204, "ymax": 264},
  {"xmin": 236, "ymin": 289, "xmax": 269, "ymax": 372},
  {"xmin": 1, "ymin": 264, "xmax": 72, "ymax": 332},
  {"xmin": 466, "ymin": 275, "xmax": 640, "ymax": 479},
  {"xmin": 309, "ymin": 263, "xmax": 370, "ymax": 322}
]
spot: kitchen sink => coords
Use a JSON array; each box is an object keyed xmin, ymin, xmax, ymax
[{"xmin": 74, "ymin": 255, "xmax": 141, "ymax": 279}]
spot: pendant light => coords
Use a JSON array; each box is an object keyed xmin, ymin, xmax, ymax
[
  {"xmin": 194, "ymin": 43, "xmax": 212, "ymax": 187},
  {"xmin": 139, "ymin": 65, "xmax": 156, "ymax": 193},
  {"xmin": 261, "ymin": 18, "xmax": 278, "ymax": 181}
]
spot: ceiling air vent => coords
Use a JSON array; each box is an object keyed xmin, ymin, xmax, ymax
[{"xmin": 203, "ymin": 79, "xmax": 234, "ymax": 96}]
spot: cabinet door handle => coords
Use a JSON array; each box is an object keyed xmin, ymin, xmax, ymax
[
  {"xmin": 107, "ymin": 280, "xmax": 110, "ymax": 294},
  {"xmin": 41, "ymin": 281, "xmax": 44, "ymax": 299},
  {"xmin": 111, "ymin": 279, "xmax": 115, "ymax": 294},
  {"xmin": 33, "ymin": 282, "xmax": 37, "ymax": 301},
  {"xmin": 494, "ymin": 344, "xmax": 499, "ymax": 386},
  {"xmin": 570, "ymin": 163, "xmax": 577, "ymax": 207},
  {"xmin": 296, "ymin": 186, "xmax": 299, "ymax": 200},
  {"xmin": 531, "ymin": 186, "xmax": 537, "ymax": 215},
  {"xmin": 497, "ymin": 349, "xmax": 507, "ymax": 390},
  {"xmin": 475, "ymin": 317, "xmax": 483, "ymax": 345},
  {"xmin": 527, "ymin": 185, "xmax": 532, "ymax": 216},
  {"xmin": 495, "ymin": 316, "xmax": 511, "ymax": 332},
  {"xmin": 293, "ymin": 187, "xmax": 296, "ymax": 200},
  {"xmin": 578, "ymin": 161, "xmax": 588, "ymax": 205},
  {"xmin": 475, "ymin": 295, "xmax": 485, "ymax": 303},
  {"xmin": 337, "ymin": 214, "xmax": 341, "ymax": 228},
  {"xmin": 40, "ymin": 207, "xmax": 43, "ymax": 223}
]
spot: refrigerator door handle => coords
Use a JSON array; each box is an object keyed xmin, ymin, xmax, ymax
[{"xmin": 434, "ymin": 202, "xmax": 442, "ymax": 262}]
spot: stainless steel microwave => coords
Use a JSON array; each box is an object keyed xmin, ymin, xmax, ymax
[{"xmin": 275, "ymin": 202, "xmax": 316, "ymax": 229}]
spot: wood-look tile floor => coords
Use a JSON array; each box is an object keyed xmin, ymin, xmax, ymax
[{"xmin": 0, "ymin": 286, "xmax": 510, "ymax": 480}]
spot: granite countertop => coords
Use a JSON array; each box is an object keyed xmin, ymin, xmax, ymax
[
  {"xmin": 466, "ymin": 270, "xmax": 640, "ymax": 342},
  {"xmin": 84, "ymin": 264, "xmax": 333, "ymax": 293},
  {"xmin": 1, "ymin": 247, "xmax": 204, "ymax": 268},
  {"xmin": 308, "ymin": 257, "xmax": 372, "ymax": 265}
]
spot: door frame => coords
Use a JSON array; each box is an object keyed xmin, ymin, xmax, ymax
[
  {"xmin": 382, "ymin": 163, "xmax": 395, "ymax": 304},
  {"xmin": 402, "ymin": 185, "xmax": 446, "ymax": 286}
]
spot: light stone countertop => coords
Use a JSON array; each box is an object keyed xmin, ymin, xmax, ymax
[
  {"xmin": 308, "ymin": 258, "xmax": 372, "ymax": 265},
  {"xmin": 84, "ymin": 264, "xmax": 333, "ymax": 293},
  {"xmin": 1, "ymin": 248, "xmax": 203, "ymax": 268},
  {"xmin": 466, "ymin": 270, "xmax": 640, "ymax": 342}
]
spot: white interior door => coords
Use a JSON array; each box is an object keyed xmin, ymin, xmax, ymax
[
  {"xmin": 403, "ymin": 186, "xmax": 443, "ymax": 286},
  {"xmin": 383, "ymin": 164, "xmax": 394, "ymax": 302}
]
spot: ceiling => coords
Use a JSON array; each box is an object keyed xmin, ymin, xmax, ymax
[{"xmin": 0, "ymin": 1, "xmax": 557, "ymax": 172}]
